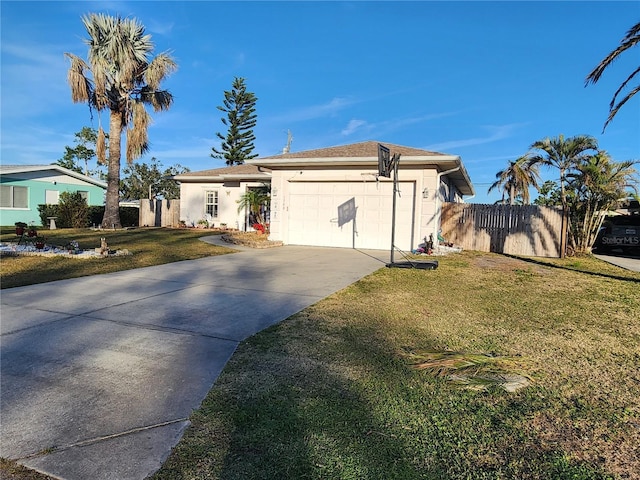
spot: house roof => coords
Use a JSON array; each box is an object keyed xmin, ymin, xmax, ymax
[
  {"xmin": 172, "ymin": 163, "xmax": 271, "ymax": 182},
  {"xmin": 248, "ymin": 140, "xmax": 475, "ymax": 196},
  {"xmin": 0, "ymin": 164, "xmax": 107, "ymax": 188},
  {"xmin": 259, "ymin": 141, "xmax": 452, "ymax": 159}
]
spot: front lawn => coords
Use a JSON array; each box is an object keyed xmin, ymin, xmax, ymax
[
  {"xmin": 152, "ymin": 252, "xmax": 640, "ymax": 480},
  {"xmin": 0, "ymin": 227, "xmax": 234, "ymax": 289}
]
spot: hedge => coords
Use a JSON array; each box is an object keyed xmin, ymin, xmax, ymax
[{"xmin": 38, "ymin": 205, "xmax": 139, "ymax": 228}]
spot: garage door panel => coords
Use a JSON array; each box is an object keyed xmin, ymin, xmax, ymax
[{"xmin": 287, "ymin": 181, "xmax": 415, "ymax": 250}]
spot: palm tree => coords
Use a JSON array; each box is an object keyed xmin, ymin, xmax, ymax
[
  {"xmin": 585, "ymin": 21, "xmax": 640, "ymax": 132},
  {"xmin": 237, "ymin": 188, "xmax": 270, "ymax": 227},
  {"xmin": 528, "ymin": 134, "xmax": 598, "ymax": 210},
  {"xmin": 65, "ymin": 13, "xmax": 177, "ymax": 228},
  {"xmin": 488, "ymin": 155, "xmax": 540, "ymax": 205},
  {"xmin": 567, "ymin": 151, "xmax": 638, "ymax": 253}
]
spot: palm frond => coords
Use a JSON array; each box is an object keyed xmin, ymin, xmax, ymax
[
  {"xmin": 142, "ymin": 89, "xmax": 174, "ymax": 112},
  {"xmin": 585, "ymin": 21, "xmax": 640, "ymax": 85},
  {"xmin": 144, "ymin": 52, "xmax": 177, "ymax": 90},
  {"xmin": 407, "ymin": 350, "xmax": 532, "ymax": 392},
  {"xmin": 96, "ymin": 126, "xmax": 107, "ymax": 165},
  {"xmin": 603, "ymin": 83, "xmax": 640, "ymax": 132},
  {"xmin": 65, "ymin": 53, "xmax": 92, "ymax": 103},
  {"xmin": 126, "ymin": 101, "xmax": 150, "ymax": 163},
  {"xmin": 607, "ymin": 65, "xmax": 640, "ymax": 110},
  {"xmin": 586, "ymin": 21, "xmax": 640, "ymax": 130}
]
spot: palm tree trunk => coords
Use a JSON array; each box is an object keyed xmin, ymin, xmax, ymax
[{"xmin": 102, "ymin": 110, "xmax": 123, "ymax": 229}]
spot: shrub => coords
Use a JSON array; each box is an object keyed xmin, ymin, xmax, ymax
[
  {"xmin": 37, "ymin": 204, "xmax": 59, "ymax": 227},
  {"xmin": 88, "ymin": 206, "xmax": 139, "ymax": 227},
  {"xmin": 88, "ymin": 206, "xmax": 104, "ymax": 226},
  {"xmin": 39, "ymin": 204, "xmax": 139, "ymax": 228},
  {"xmin": 119, "ymin": 207, "xmax": 139, "ymax": 227},
  {"xmin": 58, "ymin": 191, "xmax": 89, "ymax": 228}
]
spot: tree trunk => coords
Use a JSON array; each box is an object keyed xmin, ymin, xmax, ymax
[{"xmin": 102, "ymin": 111, "xmax": 123, "ymax": 229}]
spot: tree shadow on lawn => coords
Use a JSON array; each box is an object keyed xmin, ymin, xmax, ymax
[
  {"xmin": 504, "ymin": 253, "xmax": 640, "ymax": 284},
  {"xmin": 153, "ymin": 309, "xmax": 613, "ymax": 480}
]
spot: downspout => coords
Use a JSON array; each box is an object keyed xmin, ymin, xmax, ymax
[{"xmin": 434, "ymin": 165, "xmax": 461, "ymax": 241}]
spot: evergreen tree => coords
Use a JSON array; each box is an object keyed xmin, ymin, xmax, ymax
[{"xmin": 211, "ymin": 77, "xmax": 258, "ymax": 165}]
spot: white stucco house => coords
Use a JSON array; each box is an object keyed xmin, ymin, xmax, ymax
[{"xmin": 175, "ymin": 141, "xmax": 474, "ymax": 251}]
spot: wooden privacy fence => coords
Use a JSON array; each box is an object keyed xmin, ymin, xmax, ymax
[
  {"xmin": 440, "ymin": 203, "xmax": 565, "ymax": 258},
  {"xmin": 139, "ymin": 199, "xmax": 180, "ymax": 227}
]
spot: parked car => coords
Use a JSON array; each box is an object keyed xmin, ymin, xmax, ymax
[{"xmin": 595, "ymin": 214, "xmax": 640, "ymax": 254}]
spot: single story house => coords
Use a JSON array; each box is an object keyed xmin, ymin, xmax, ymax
[
  {"xmin": 0, "ymin": 165, "xmax": 107, "ymax": 226},
  {"xmin": 176, "ymin": 141, "xmax": 474, "ymax": 251}
]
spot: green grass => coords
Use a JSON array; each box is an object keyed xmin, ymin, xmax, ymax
[
  {"xmin": 0, "ymin": 227, "xmax": 234, "ymax": 289},
  {"xmin": 152, "ymin": 252, "xmax": 639, "ymax": 480},
  {"xmin": 2, "ymin": 243, "xmax": 639, "ymax": 479}
]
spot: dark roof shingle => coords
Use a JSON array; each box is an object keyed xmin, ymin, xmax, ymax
[
  {"xmin": 261, "ymin": 141, "xmax": 449, "ymax": 159},
  {"xmin": 176, "ymin": 164, "xmax": 270, "ymax": 177}
]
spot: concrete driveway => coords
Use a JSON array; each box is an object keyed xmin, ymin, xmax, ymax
[
  {"xmin": 593, "ymin": 252, "xmax": 640, "ymax": 272},
  {"xmin": 1, "ymin": 238, "xmax": 388, "ymax": 479}
]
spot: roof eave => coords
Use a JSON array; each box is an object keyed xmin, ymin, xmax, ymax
[
  {"xmin": 0, "ymin": 165, "xmax": 107, "ymax": 188},
  {"xmin": 173, "ymin": 173, "xmax": 270, "ymax": 182},
  {"xmin": 246, "ymin": 155, "xmax": 461, "ymax": 167}
]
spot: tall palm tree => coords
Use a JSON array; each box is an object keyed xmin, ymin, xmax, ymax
[
  {"xmin": 585, "ymin": 21, "xmax": 640, "ymax": 132},
  {"xmin": 528, "ymin": 134, "xmax": 598, "ymax": 210},
  {"xmin": 488, "ymin": 155, "xmax": 540, "ymax": 205},
  {"xmin": 65, "ymin": 13, "xmax": 177, "ymax": 228}
]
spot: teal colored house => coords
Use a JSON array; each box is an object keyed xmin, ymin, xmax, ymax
[{"xmin": 0, "ymin": 165, "xmax": 106, "ymax": 226}]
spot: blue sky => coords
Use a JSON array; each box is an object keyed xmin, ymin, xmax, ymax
[{"xmin": 1, "ymin": 1, "xmax": 639, "ymax": 204}]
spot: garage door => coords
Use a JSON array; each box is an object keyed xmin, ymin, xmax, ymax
[{"xmin": 287, "ymin": 181, "xmax": 415, "ymax": 250}]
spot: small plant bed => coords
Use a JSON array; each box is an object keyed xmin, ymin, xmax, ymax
[
  {"xmin": 221, "ymin": 231, "xmax": 283, "ymax": 249},
  {"xmin": 0, "ymin": 241, "xmax": 131, "ymax": 259}
]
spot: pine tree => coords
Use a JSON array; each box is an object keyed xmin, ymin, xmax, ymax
[{"xmin": 212, "ymin": 77, "xmax": 258, "ymax": 165}]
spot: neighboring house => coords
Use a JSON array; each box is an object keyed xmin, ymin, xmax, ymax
[
  {"xmin": 0, "ymin": 165, "xmax": 107, "ymax": 226},
  {"xmin": 174, "ymin": 163, "xmax": 271, "ymax": 229},
  {"xmin": 177, "ymin": 141, "xmax": 474, "ymax": 252}
]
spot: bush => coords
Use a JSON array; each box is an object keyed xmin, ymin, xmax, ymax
[
  {"xmin": 58, "ymin": 191, "xmax": 89, "ymax": 228},
  {"xmin": 119, "ymin": 207, "xmax": 139, "ymax": 227},
  {"xmin": 39, "ymin": 204, "xmax": 139, "ymax": 228},
  {"xmin": 88, "ymin": 206, "xmax": 104, "ymax": 227},
  {"xmin": 37, "ymin": 204, "xmax": 59, "ymax": 227},
  {"xmin": 88, "ymin": 206, "xmax": 139, "ymax": 227}
]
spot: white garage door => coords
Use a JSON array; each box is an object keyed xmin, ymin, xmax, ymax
[{"xmin": 287, "ymin": 181, "xmax": 415, "ymax": 250}]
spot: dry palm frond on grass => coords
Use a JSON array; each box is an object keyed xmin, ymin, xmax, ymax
[{"xmin": 407, "ymin": 350, "xmax": 532, "ymax": 392}]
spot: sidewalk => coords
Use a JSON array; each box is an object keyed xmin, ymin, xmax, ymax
[{"xmin": 593, "ymin": 252, "xmax": 640, "ymax": 272}]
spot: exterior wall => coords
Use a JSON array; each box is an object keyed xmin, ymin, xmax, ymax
[
  {"xmin": 179, "ymin": 180, "xmax": 267, "ymax": 230},
  {"xmin": 268, "ymin": 165, "xmax": 439, "ymax": 251},
  {"xmin": 0, "ymin": 174, "xmax": 105, "ymax": 226},
  {"xmin": 420, "ymin": 169, "xmax": 439, "ymax": 245}
]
